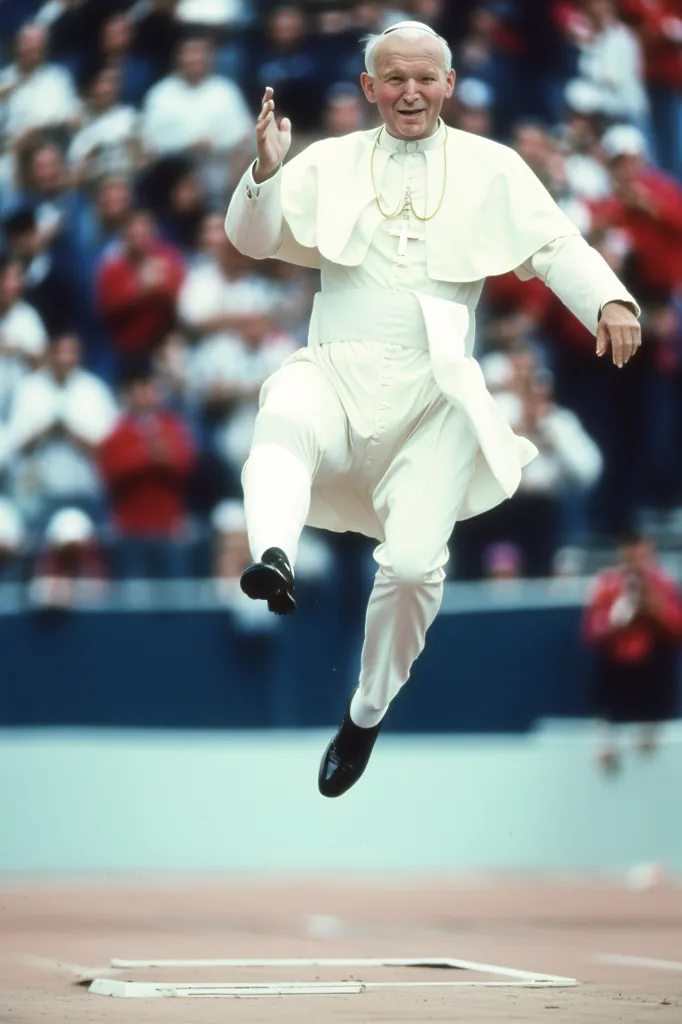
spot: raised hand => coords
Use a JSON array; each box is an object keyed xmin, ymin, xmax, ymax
[
  {"xmin": 254, "ymin": 87, "xmax": 291, "ymax": 184},
  {"xmin": 596, "ymin": 301, "xmax": 641, "ymax": 369}
]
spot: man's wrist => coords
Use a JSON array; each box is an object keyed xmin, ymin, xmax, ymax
[
  {"xmin": 599, "ymin": 299, "xmax": 640, "ymax": 320},
  {"xmin": 252, "ymin": 160, "xmax": 280, "ymax": 185}
]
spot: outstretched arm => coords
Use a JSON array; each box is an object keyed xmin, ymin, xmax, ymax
[
  {"xmin": 225, "ymin": 87, "xmax": 319, "ymax": 268},
  {"xmin": 517, "ymin": 235, "xmax": 641, "ymax": 368}
]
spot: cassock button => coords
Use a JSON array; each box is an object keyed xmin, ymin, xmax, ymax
[{"xmin": 406, "ymin": 142, "xmax": 418, "ymax": 153}]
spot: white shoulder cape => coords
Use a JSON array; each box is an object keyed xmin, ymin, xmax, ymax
[{"xmin": 280, "ymin": 127, "xmax": 579, "ymax": 281}]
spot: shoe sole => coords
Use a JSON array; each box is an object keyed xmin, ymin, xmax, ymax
[{"xmin": 240, "ymin": 563, "xmax": 296, "ymax": 616}]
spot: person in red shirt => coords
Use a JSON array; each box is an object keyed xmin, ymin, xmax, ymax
[
  {"xmin": 584, "ymin": 532, "xmax": 682, "ymax": 771},
  {"xmin": 98, "ymin": 364, "xmax": 197, "ymax": 579},
  {"xmin": 95, "ymin": 209, "xmax": 185, "ymax": 367},
  {"xmin": 591, "ymin": 125, "xmax": 682, "ymax": 297}
]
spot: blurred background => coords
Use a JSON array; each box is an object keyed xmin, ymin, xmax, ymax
[{"xmin": 0, "ymin": 0, "xmax": 681, "ymax": 883}]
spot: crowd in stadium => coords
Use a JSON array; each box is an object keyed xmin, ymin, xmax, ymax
[{"xmin": 0, "ymin": 0, "xmax": 680, "ymax": 599}]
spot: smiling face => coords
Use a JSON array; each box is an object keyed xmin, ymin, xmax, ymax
[{"xmin": 361, "ymin": 35, "xmax": 455, "ymax": 141}]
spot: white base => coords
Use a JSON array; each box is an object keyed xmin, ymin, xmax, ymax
[{"xmin": 89, "ymin": 957, "xmax": 578, "ymax": 998}]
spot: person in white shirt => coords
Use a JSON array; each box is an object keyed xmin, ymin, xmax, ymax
[
  {"xmin": 561, "ymin": 79, "xmax": 612, "ymax": 202},
  {"xmin": 225, "ymin": 20, "xmax": 641, "ymax": 798},
  {"xmin": 577, "ymin": 0, "xmax": 650, "ymax": 128},
  {"xmin": 0, "ymin": 256, "xmax": 47, "ymax": 421},
  {"xmin": 142, "ymin": 36, "xmax": 252, "ymax": 199},
  {"xmin": 469, "ymin": 350, "xmax": 603, "ymax": 576},
  {"xmin": 179, "ymin": 211, "xmax": 297, "ymax": 478},
  {"xmin": 6, "ymin": 333, "xmax": 118, "ymax": 528},
  {"xmin": 67, "ymin": 64, "xmax": 140, "ymax": 185},
  {"xmin": 0, "ymin": 22, "xmax": 81, "ymax": 145}
]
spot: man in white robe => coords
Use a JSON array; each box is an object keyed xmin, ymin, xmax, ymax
[{"xmin": 225, "ymin": 21, "xmax": 641, "ymax": 798}]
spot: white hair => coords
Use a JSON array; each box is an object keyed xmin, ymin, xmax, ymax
[{"xmin": 363, "ymin": 22, "xmax": 452, "ymax": 77}]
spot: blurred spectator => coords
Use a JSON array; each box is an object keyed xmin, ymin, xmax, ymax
[
  {"xmin": 0, "ymin": 22, "xmax": 80, "ymax": 150},
  {"xmin": 560, "ymin": 78, "xmax": 612, "ymax": 201},
  {"xmin": 321, "ymin": 82, "xmax": 368, "ymax": 137},
  {"xmin": 98, "ymin": 10, "xmax": 155, "ymax": 109},
  {"xmin": 16, "ymin": 140, "xmax": 83, "ymax": 269},
  {"xmin": 3, "ymin": 204, "xmax": 74, "ymax": 336},
  {"xmin": 30, "ymin": 506, "xmax": 108, "ymax": 609},
  {"xmin": 455, "ymin": 3, "xmax": 525, "ymax": 134},
  {"xmin": 35, "ymin": 0, "xmax": 90, "ymax": 79},
  {"xmin": 512, "ymin": 119, "xmax": 556, "ymax": 187},
  {"xmin": 584, "ymin": 532, "xmax": 682, "ymax": 771},
  {"xmin": 593, "ymin": 124, "xmax": 682, "ymax": 297},
  {"xmin": 71, "ymin": 174, "xmax": 135, "ymax": 373},
  {"xmin": 179, "ymin": 212, "xmax": 297, "ymax": 480},
  {"xmin": 129, "ymin": 0, "xmax": 183, "ymax": 84},
  {"xmin": 67, "ymin": 63, "xmax": 140, "ymax": 186},
  {"xmin": 137, "ymin": 156, "xmax": 208, "ymax": 254},
  {"xmin": 77, "ymin": 173, "xmax": 134, "ymax": 262},
  {"xmin": 178, "ymin": 212, "xmax": 277, "ymax": 347},
  {"xmin": 455, "ymin": 353, "xmax": 602, "ymax": 577},
  {"xmin": 576, "ymin": 0, "xmax": 650, "ymax": 130},
  {"xmin": 621, "ymin": 0, "xmax": 682, "ymax": 179},
  {"xmin": 7, "ymin": 333, "xmax": 118, "ymax": 529},
  {"xmin": 449, "ymin": 77, "xmax": 493, "ymax": 137},
  {"xmin": 98, "ymin": 363, "xmax": 197, "ymax": 579},
  {"xmin": 96, "ymin": 208, "xmax": 185, "ymax": 369},
  {"xmin": 141, "ymin": 36, "xmax": 252, "ymax": 200},
  {"xmin": 246, "ymin": 6, "xmax": 327, "ymax": 132},
  {"xmin": 0, "ymin": 255, "xmax": 47, "ymax": 421}
]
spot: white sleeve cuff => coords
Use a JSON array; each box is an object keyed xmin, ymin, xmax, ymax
[
  {"xmin": 598, "ymin": 298, "xmax": 641, "ymax": 320},
  {"xmin": 244, "ymin": 162, "xmax": 282, "ymax": 200}
]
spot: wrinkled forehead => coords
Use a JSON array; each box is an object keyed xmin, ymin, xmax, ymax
[{"xmin": 373, "ymin": 36, "xmax": 447, "ymax": 77}]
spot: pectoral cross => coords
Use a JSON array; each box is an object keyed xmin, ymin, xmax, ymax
[{"xmin": 389, "ymin": 218, "xmax": 426, "ymax": 258}]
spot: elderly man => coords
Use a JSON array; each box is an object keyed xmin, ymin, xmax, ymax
[
  {"xmin": 225, "ymin": 20, "xmax": 642, "ymax": 798},
  {"xmin": 0, "ymin": 23, "xmax": 80, "ymax": 146}
]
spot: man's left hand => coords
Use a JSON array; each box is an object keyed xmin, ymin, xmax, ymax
[{"xmin": 596, "ymin": 301, "xmax": 641, "ymax": 368}]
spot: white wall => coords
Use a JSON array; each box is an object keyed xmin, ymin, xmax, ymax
[{"xmin": 0, "ymin": 723, "xmax": 680, "ymax": 874}]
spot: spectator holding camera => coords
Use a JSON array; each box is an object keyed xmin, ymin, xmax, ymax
[{"xmin": 584, "ymin": 532, "xmax": 682, "ymax": 771}]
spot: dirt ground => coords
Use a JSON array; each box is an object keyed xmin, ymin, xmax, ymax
[{"xmin": 0, "ymin": 877, "xmax": 680, "ymax": 1023}]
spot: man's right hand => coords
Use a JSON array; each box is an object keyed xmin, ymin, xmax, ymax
[{"xmin": 253, "ymin": 86, "xmax": 291, "ymax": 184}]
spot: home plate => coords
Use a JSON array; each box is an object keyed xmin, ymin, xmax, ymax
[{"xmin": 89, "ymin": 956, "xmax": 578, "ymax": 998}]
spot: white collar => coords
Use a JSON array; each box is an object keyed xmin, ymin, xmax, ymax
[{"xmin": 376, "ymin": 119, "xmax": 447, "ymax": 155}]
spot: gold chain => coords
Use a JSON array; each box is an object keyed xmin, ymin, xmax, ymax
[{"xmin": 370, "ymin": 124, "xmax": 448, "ymax": 222}]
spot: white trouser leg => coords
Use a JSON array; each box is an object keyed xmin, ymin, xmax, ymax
[
  {"xmin": 242, "ymin": 360, "xmax": 350, "ymax": 568},
  {"xmin": 355, "ymin": 401, "xmax": 478, "ymax": 718},
  {"xmin": 242, "ymin": 444, "xmax": 312, "ymax": 567}
]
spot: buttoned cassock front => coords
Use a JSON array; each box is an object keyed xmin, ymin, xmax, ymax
[{"xmin": 225, "ymin": 123, "xmax": 638, "ymax": 710}]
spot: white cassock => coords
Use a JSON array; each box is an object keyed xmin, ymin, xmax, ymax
[{"xmin": 225, "ymin": 121, "xmax": 639, "ymax": 713}]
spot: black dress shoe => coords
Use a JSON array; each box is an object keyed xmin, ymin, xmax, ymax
[
  {"xmin": 318, "ymin": 702, "xmax": 383, "ymax": 798},
  {"xmin": 240, "ymin": 547, "xmax": 296, "ymax": 616}
]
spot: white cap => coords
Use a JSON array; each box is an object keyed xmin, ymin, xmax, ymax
[
  {"xmin": 211, "ymin": 499, "xmax": 246, "ymax": 534},
  {"xmin": 564, "ymin": 78, "xmax": 604, "ymax": 116},
  {"xmin": 45, "ymin": 508, "xmax": 95, "ymax": 547},
  {"xmin": 457, "ymin": 78, "xmax": 493, "ymax": 110},
  {"xmin": 382, "ymin": 20, "xmax": 439, "ymax": 37},
  {"xmin": 601, "ymin": 124, "xmax": 647, "ymax": 160},
  {"xmin": 0, "ymin": 498, "xmax": 23, "ymax": 550}
]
